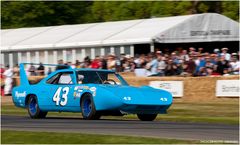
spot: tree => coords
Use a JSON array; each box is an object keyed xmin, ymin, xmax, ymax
[
  {"xmin": 1, "ymin": 1, "xmax": 92, "ymax": 29},
  {"xmin": 1, "ymin": 1, "xmax": 239, "ymax": 29},
  {"xmin": 222, "ymin": 1, "xmax": 239, "ymax": 21}
]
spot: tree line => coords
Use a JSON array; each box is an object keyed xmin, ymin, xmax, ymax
[{"xmin": 1, "ymin": 1, "xmax": 239, "ymax": 29}]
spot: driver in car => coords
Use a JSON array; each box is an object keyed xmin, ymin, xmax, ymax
[{"xmin": 78, "ymin": 75, "xmax": 84, "ymax": 84}]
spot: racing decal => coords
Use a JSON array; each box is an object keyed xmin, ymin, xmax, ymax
[
  {"xmin": 90, "ymin": 87, "xmax": 97, "ymax": 96},
  {"xmin": 160, "ymin": 97, "xmax": 168, "ymax": 102},
  {"xmin": 73, "ymin": 86, "xmax": 84, "ymax": 99},
  {"xmin": 73, "ymin": 86, "xmax": 97, "ymax": 98},
  {"xmin": 53, "ymin": 87, "xmax": 69, "ymax": 106},
  {"xmin": 75, "ymin": 86, "xmax": 89, "ymax": 90},
  {"xmin": 15, "ymin": 91, "xmax": 26, "ymax": 98},
  {"xmin": 73, "ymin": 91, "xmax": 81, "ymax": 99},
  {"xmin": 123, "ymin": 96, "xmax": 131, "ymax": 101},
  {"xmin": 89, "ymin": 87, "xmax": 96, "ymax": 92}
]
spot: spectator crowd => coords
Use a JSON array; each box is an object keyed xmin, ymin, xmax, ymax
[
  {"xmin": 1, "ymin": 47, "xmax": 239, "ymax": 96},
  {"xmin": 56, "ymin": 47, "xmax": 239, "ymax": 77}
]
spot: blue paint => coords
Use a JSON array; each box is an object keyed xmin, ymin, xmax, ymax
[
  {"xmin": 12, "ymin": 63, "xmax": 173, "ymax": 118},
  {"xmin": 29, "ymin": 98, "xmax": 37, "ymax": 115},
  {"xmin": 83, "ymin": 98, "xmax": 91, "ymax": 117}
]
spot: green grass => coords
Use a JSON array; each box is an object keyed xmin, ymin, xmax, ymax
[
  {"xmin": 1, "ymin": 101, "xmax": 239, "ymax": 125},
  {"xmin": 1, "ymin": 130, "xmax": 199, "ymax": 144}
]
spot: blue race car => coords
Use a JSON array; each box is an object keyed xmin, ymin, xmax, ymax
[{"xmin": 12, "ymin": 63, "xmax": 173, "ymax": 121}]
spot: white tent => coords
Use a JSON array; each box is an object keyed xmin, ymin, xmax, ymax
[{"xmin": 1, "ymin": 13, "xmax": 239, "ymax": 52}]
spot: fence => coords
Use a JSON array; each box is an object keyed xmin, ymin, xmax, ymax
[{"xmin": 13, "ymin": 74, "xmax": 239, "ymax": 102}]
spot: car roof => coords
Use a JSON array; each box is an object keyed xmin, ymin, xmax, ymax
[
  {"xmin": 56, "ymin": 68, "xmax": 115, "ymax": 73},
  {"xmin": 76, "ymin": 68, "xmax": 115, "ymax": 72}
]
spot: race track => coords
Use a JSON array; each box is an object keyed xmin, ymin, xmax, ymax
[{"xmin": 2, "ymin": 115, "xmax": 239, "ymax": 141}]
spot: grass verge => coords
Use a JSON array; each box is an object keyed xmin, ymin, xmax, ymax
[
  {"xmin": 1, "ymin": 130, "xmax": 199, "ymax": 144},
  {"xmin": 1, "ymin": 99, "xmax": 239, "ymax": 125}
]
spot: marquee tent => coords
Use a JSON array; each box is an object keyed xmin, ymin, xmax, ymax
[{"xmin": 1, "ymin": 13, "xmax": 239, "ymax": 52}]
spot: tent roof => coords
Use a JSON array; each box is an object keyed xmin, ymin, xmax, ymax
[{"xmin": 1, "ymin": 13, "xmax": 239, "ymax": 51}]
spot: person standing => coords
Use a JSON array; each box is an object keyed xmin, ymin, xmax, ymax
[
  {"xmin": 91, "ymin": 56, "xmax": 101, "ymax": 69},
  {"xmin": 189, "ymin": 47, "xmax": 196, "ymax": 56},
  {"xmin": 216, "ymin": 56, "xmax": 229, "ymax": 75},
  {"xmin": 1, "ymin": 65, "xmax": 5, "ymax": 96},
  {"xmin": 37, "ymin": 63, "xmax": 45, "ymax": 75},
  {"xmin": 180, "ymin": 50, "xmax": 190, "ymax": 62},
  {"xmin": 13, "ymin": 64, "xmax": 20, "ymax": 76},
  {"xmin": 3, "ymin": 65, "xmax": 13, "ymax": 96},
  {"xmin": 229, "ymin": 56, "xmax": 239, "ymax": 75},
  {"xmin": 147, "ymin": 53, "xmax": 158, "ymax": 75},
  {"xmin": 157, "ymin": 54, "xmax": 167, "ymax": 76},
  {"xmin": 186, "ymin": 57, "xmax": 196, "ymax": 76},
  {"xmin": 28, "ymin": 64, "xmax": 37, "ymax": 76},
  {"xmin": 55, "ymin": 59, "xmax": 68, "ymax": 70},
  {"xmin": 107, "ymin": 54, "xmax": 116, "ymax": 71},
  {"xmin": 75, "ymin": 60, "xmax": 81, "ymax": 69},
  {"xmin": 100, "ymin": 56, "xmax": 107, "ymax": 69},
  {"xmin": 221, "ymin": 48, "xmax": 231, "ymax": 61}
]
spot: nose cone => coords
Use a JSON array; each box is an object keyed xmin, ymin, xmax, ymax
[{"xmin": 100, "ymin": 85, "xmax": 173, "ymax": 106}]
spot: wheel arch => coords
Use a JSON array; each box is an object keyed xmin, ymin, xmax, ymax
[
  {"xmin": 80, "ymin": 92, "xmax": 92, "ymax": 106},
  {"xmin": 25, "ymin": 94, "xmax": 37, "ymax": 107}
]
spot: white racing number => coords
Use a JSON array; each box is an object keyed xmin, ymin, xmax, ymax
[
  {"xmin": 160, "ymin": 97, "xmax": 168, "ymax": 102},
  {"xmin": 53, "ymin": 87, "xmax": 69, "ymax": 106},
  {"xmin": 123, "ymin": 97, "xmax": 131, "ymax": 101}
]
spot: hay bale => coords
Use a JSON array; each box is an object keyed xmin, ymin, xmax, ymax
[
  {"xmin": 123, "ymin": 75, "xmax": 239, "ymax": 102},
  {"xmin": 13, "ymin": 75, "xmax": 239, "ymax": 102}
]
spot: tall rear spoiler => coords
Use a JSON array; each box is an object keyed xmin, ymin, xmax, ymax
[{"xmin": 19, "ymin": 63, "xmax": 71, "ymax": 86}]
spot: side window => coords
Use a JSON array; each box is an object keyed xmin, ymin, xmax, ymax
[
  {"xmin": 58, "ymin": 73, "xmax": 73, "ymax": 84},
  {"xmin": 77, "ymin": 71, "xmax": 101, "ymax": 84},
  {"xmin": 46, "ymin": 73, "xmax": 61, "ymax": 84},
  {"xmin": 46, "ymin": 72, "xmax": 74, "ymax": 85},
  {"xmin": 107, "ymin": 73, "xmax": 121, "ymax": 85}
]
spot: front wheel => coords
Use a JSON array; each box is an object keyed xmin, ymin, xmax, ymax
[
  {"xmin": 81, "ymin": 94, "xmax": 101, "ymax": 120},
  {"xmin": 27, "ymin": 96, "xmax": 47, "ymax": 119},
  {"xmin": 137, "ymin": 114, "xmax": 157, "ymax": 121}
]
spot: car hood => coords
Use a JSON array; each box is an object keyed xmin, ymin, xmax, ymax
[{"xmin": 97, "ymin": 85, "xmax": 173, "ymax": 105}]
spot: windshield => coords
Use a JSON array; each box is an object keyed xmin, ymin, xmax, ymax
[{"xmin": 77, "ymin": 71, "xmax": 128, "ymax": 85}]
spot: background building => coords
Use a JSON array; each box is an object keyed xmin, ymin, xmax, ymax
[{"xmin": 1, "ymin": 13, "xmax": 239, "ymax": 67}]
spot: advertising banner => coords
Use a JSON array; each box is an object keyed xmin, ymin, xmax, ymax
[
  {"xmin": 216, "ymin": 80, "xmax": 240, "ymax": 97},
  {"xmin": 149, "ymin": 81, "xmax": 183, "ymax": 97}
]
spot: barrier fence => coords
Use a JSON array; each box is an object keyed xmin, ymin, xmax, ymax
[{"xmin": 13, "ymin": 75, "xmax": 239, "ymax": 101}]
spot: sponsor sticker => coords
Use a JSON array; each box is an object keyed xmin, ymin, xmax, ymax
[
  {"xmin": 90, "ymin": 87, "xmax": 96, "ymax": 92},
  {"xmin": 73, "ymin": 92, "xmax": 81, "ymax": 99},
  {"xmin": 15, "ymin": 91, "xmax": 26, "ymax": 98},
  {"xmin": 75, "ymin": 86, "xmax": 89, "ymax": 90}
]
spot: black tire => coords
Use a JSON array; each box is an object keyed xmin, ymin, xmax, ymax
[
  {"xmin": 81, "ymin": 93, "xmax": 101, "ymax": 120},
  {"xmin": 137, "ymin": 114, "xmax": 157, "ymax": 121},
  {"xmin": 27, "ymin": 95, "xmax": 47, "ymax": 119}
]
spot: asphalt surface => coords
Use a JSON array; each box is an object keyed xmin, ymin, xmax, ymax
[{"xmin": 1, "ymin": 115, "xmax": 239, "ymax": 142}]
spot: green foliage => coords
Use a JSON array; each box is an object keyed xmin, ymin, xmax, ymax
[
  {"xmin": 197, "ymin": 2, "xmax": 209, "ymax": 13},
  {"xmin": 2, "ymin": 101, "xmax": 238, "ymax": 125},
  {"xmin": 151, "ymin": 2, "xmax": 176, "ymax": 17},
  {"xmin": 91, "ymin": 1, "xmax": 153, "ymax": 21},
  {"xmin": 222, "ymin": 1, "xmax": 239, "ymax": 21},
  {"xmin": 1, "ymin": 130, "xmax": 198, "ymax": 144},
  {"xmin": 1, "ymin": 1, "xmax": 239, "ymax": 29},
  {"xmin": 1, "ymin": 1, "xmax": 93, "ymax": 29}
]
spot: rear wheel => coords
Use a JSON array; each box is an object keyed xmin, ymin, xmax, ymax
[
  {"xmin": 27, "ymin": 95, "xmax": 47, "ymax": 119},
  {"xmin": 81, "ymin": 94, "xmax": 101, "ymax": 120},
  {"xmin": 137, "ymin": 114, "xmax": 157, "ymax": 121}
]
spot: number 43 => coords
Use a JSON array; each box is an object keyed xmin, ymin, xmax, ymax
[{"xmin": 53, "ymin": 87, "xmax": 69, "ymax": 106}]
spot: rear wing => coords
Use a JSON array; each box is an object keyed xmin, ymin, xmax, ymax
[{"xmin": 19, "ymin": 63, "xmax": 71, "ymax": 86}]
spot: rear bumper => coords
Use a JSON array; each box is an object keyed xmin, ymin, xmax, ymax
[{"xmin": 12, "ymin": 97, "xmax": 26, "ymax": 108}]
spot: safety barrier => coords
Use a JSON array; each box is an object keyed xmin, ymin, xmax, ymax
[{"xmin": 12, "ymin": 75, "xmax": 239, "ymax": 101}]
